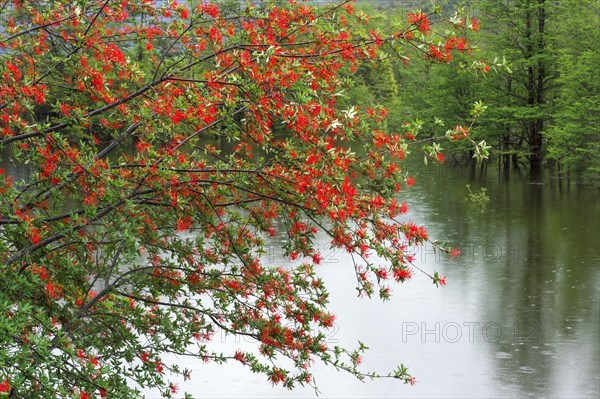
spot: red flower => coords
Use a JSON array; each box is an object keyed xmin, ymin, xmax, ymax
[
  {"xmin": 369, "ymin": 30, "xmax": 383, "ymax": 46},
  {"xmin": 59, "ymin": 103, "xmax": 74, "ymax": 115},
  {"xmin": 312, "ymin": 252, "xmax": 323, "ymax": 264},
  {"xmin": 407, "ymin": 223, "xmax": 427, "ymax": 241},
  {"xmin": 0, "ymin": 380, "xmax": 10, "ymax": 393},
  {"xmin": 29, "ymin": 228, "xmax": 42, "ymax": 244},
  {"xmin": 171, "ymin": 110, "xmax": 186, "ymax": 125},
  {"xmin": 176, "ymin": 216, "xmax": 193, "ymax": 232},
  {"xmin": 202, "ymin": 3, "xmax": 219, "ymax": 18},
  {"xmin": 450, "ymin": 247, "xmax": 461, "ymax": 258},
  {"xmin": 135, "ymin": 140, "xmax": 151, "ymax": 153},
  {"xmin": 270, "ymin": 368, "xmax": 286, "ymax": 384},
  {"xmin": 399, "ymin": 201, "xmax": 408, "ymax": 214},
  {"xmin": 428, "ymin": 44, "xmax": 449, "ymax": 62},
  {"xmin": 91, "ymin": 74, "xmax": 104, "ymax": 91},
  {"xmin": 407, "ymin": 12, "xmax": 431, "ymax": 34},
  {"xmin": 450, "ymin": 125, "xmax": 469, "ymax": 140},
  {"xmin": 393, "ymin": 267, "xmax": 413, "ymax": 282},
  {"xmin": 320, "ymin": 312, "xmax": 335, "ymax": 327},
  {"xmin": 208, "ymin": 27, "xmax": 222, "ymax": 43},
  {"xmin": 5, "ymin": 61, "xmax": 21, "ymax": 80},
  {"xmin": 470, "ymin": 18, "xmax": 480, "ymax": 32},
  {"xmin": 155, "ymin": 360, "xmax": 164, "ymax": 374},
  {"xmin": 45, "ymin": 281, "xmax": 63, "ymax": 299},
  {"xmin": 234, "ymin": 350, "xmax": 246, "ymax": 363},
  {"xmin": 31, "ymin": 265, "xmax": 48, "ymax": 281},
  {"xmin": 406, "ymin": 177, "xmax": 415, "ymax": 187}
]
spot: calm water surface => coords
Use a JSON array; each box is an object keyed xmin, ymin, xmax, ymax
[
  {"xmin": 150, "ymin": 163, "xmax": 599, "ymax": 398},
  {"xmin": 3, "ymin": 149, "xmax": 599, "ymax": 398}
]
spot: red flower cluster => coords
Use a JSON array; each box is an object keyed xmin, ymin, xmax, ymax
[
  {"xmin": 45, "ymin": 281, "xmax": 63, "ymax": 299},
  {"xmin": 407, "ymin": 11, "xmax": 431, "ymax": 34},
  {"xmin": 0, "ymin": 380, "xmax": 10, "ymax": 393},
  {"xmin": 393, "ymin": 267, "xmax": 413, "ymax": 282},
  {"xmin": 449, "ymin": 125, "xmax": 470, "ymax": 140}
]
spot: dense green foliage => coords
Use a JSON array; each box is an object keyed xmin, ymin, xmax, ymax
[
  {"xmin": 351, "ymin": 0, "xmax": 600, "ymax": 182},
  {"xmin": 545, "ymin": 0, "xmax": 600, "ymax": 181}
]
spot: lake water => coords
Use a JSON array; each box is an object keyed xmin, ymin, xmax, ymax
[
  {"xmin": 3, "ymin": 148, "xmax": 599, "ymax": 398},
  {"xmin": 146, "ymin": 162, "xmax": 600, "ymax": 398}
]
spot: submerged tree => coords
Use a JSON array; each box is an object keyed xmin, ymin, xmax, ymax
[
  {"xmin": 0, "ymin": 1, "xmax": 480, "ymax": 398},
  {"xmin": 471, "ymin": 0, "xmax": 556, "ymax": 175}
]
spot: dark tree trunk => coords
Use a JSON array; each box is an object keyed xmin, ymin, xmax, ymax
[{"xmin": 524, "ymin": 0, "xmax": 546, "ymax": 179}]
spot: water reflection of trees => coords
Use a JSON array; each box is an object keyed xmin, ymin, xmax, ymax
[{"xmin": 409, "ymin": 161, "xmax": 599, "ymax": 397}]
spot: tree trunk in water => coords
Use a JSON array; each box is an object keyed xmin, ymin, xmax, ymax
[
  {"xmin": 531, "ymin": 0, "xmax": 546, "ymax": 178},
  {"xmin": 525, "ymin": 0, "xmax": 546, "ymax": 181}
]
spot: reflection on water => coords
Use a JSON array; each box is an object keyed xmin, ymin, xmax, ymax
[
  {"xmin": 3, "ymin": 144, "xmax": 599, "ymax": 397},
  {"xmin": 391, "ymin": 162, "xmax": 600, "ymax": 398},
  {"xmin": 157, "ymin": 161, "xmax": 598, "ymax": 398}
]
